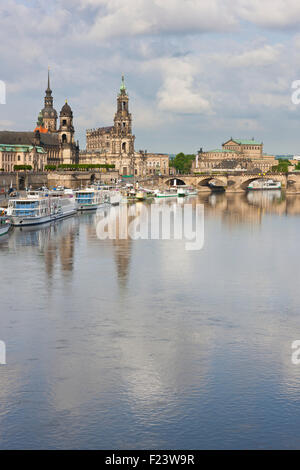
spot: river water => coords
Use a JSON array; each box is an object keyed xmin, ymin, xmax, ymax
[{"xmin": 1, "ymin": 191, "xmax": 300, "ymax": 449}]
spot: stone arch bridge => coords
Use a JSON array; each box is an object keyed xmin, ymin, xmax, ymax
[{"xmin": 157, "ymin": 173, "xmax": 300, "ymax": 193}]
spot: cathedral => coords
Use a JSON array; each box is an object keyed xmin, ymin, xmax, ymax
[
  {"xmin": 0, "ymin": 72, "xmax": 169, "ymax": 176},
  {"xmin": 81, "ymin": 76, "xmax": 169, "ymax": 177},
  {"xmin": 0, "ymin": 70, "xmax": 79, "ymax": 171}
]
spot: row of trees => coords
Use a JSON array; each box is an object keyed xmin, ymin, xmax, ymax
[{"xmin": 45, "ymin": 164, "xmax": 116, "ymax": 171}]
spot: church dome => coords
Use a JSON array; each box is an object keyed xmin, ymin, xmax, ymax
[
  {"xmin": 41, "ymin": 106, "xmax": 58, "ymax": 119},
  {"xmin": 60, "ymin": 100, "xmax": 72, "ymax": 117}
]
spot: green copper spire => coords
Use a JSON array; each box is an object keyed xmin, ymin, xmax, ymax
[
  {"xmin": 120, "ymin": 74, "xmax": 126, "ymax": 93},
  {"xmin": 36, "ymin": 110, "xmax": 44, "ymax": 127}
]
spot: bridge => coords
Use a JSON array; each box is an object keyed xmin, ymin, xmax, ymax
[
  {"xmin": 1, "ymin": 170, "xmax": 300, "ymax": 193},
  {"xmin": 156, "ymin": 173, "xmax": 300, "ymax": 193}
]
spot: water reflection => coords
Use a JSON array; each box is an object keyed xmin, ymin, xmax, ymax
[{"xmin": 1, "ymin": 193, "xmax": 300, "ymax": 448}]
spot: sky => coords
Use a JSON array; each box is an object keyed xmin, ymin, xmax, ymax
[{"xmin": 2, "ymin": 0, "xmax": 300, "ymax": 154}]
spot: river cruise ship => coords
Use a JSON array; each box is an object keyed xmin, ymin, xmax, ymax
[
  {"xmin": 75, "ymin": 188, "xmax": 106, "ymax": 211},
  {"xmin": 8, "ymin": 197, "xmax": 52, "ymax": 226},
  {"xmin": 51, "ymin": 197, "xmax": 77, "ymax": 220}
]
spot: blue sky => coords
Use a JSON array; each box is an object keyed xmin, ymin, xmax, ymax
[{"xmin": 2, "ymin": 0, "xmax": 300, "ymax": 154}]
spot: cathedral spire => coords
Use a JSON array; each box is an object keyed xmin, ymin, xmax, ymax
[
  {"xmin": 46, "ymin": 67, "xmax": 52, "ymax": 96},
  {"xmin": 41, "ymin": 67, "xmax": 57, "ymax": 132},
  {"xmin": 120, "ymin": 74, "xmax": 126, "ymax": 94}
]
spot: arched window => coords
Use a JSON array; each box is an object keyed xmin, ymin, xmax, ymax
[
  {"xmin": 62, "ymin": 134, "xmax": 67, "ymax": 143},
  {"xmin": 122, "ymin": 142, "xmax": 126, "ymax": 152}
]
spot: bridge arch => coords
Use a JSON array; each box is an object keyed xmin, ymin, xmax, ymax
[
  {"xmin": 165, "ymin": 177, "xmax": 186, "ymax": 186},
  {"xmin": 198, "ymin": 177, "xmax": 213, "ymax": 187},
  {"xmin": 240, "ymin": 176, "xmax": 281, "ymax": 191}
]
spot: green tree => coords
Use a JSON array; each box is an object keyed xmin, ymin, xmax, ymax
[
  {"xmin": 170, "ymin": 153, "xmax": 195, "ymax": 174},
  {"xmin": 271, "ymin": 159, "xmax": 291, "ymax": 173},
  {"xmin": 14, "ymin": 165, "xmax": 32, "ymax": 171}
]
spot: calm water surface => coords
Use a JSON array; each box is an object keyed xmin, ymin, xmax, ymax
[{"xmin": 1, "ymin": 191, "xmax": 300, "ymax": 449}]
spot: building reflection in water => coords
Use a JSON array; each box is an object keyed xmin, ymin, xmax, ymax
[
  {"xmin": 3, "ymin": 191, "xmax": 300, "ymax": 279},
  {"xmin": 7, "ymin": 217, "xmax": 79, "ymax": 277}
]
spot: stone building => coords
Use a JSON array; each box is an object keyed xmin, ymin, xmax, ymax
[
  {"xmin": 83, "ymin": 76, "xmax": 169, "ymax": 177},
  {"xmin": 193, "ymin": 138, "xmax": 276, "ymax": 173},
  {"xmin": 0, "ymin": 70, "xmax": 79, "ymax": 169},
  {"xmin": 0, "ymin": 142, "xmax": 47, "ymax": 172}
]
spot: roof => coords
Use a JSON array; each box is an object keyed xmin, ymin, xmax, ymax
[
  {"xmin": 88, "ymin": 126, "xmax": 114, "ymax": 135},
  {"xmin": 224, "ymin": 138, "xmax": 262, "ymax": 146},
  {"xmin": 0, "ymin": 130, "xmax": 59, "ymax": 148},
  {"xmin": 205, "ymin": 149, "xmax": 236, "ymax": 153},
  {"xmin": 0, "ymin": 131, "xmax": 35, "ymax": 145},
  {"xmin": 34, "ymin": 125, "xmax": 48, "ymax": 134},
  {"xmin": 60, "ymin": 101, "xmax": 72, "ymax": 117},
  {"xmin": 0, "ymin": 143, "xmax": 46, "ymax": 154}
]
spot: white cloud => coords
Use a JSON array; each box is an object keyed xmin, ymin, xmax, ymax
[
  {"xmin": 226, "ymin": 44, "xmax": 282, "ymax": 67},
  {"xmin": 237, "ymin": 0, "xmax": 300, "ymax": 29},
  {"xmin": 79, "ymin": 0, "xmax": 237, "ymax": 40}
]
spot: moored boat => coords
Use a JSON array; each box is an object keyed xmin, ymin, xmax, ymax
[
  {"xmin": 7, "ymin": 196, "xmax": 52, "ymax": 226},
  {"xmin": 247, "ymin": 179, "xmax": 281, "ymax": 190},
  {"xmin": 154, "ymin": 189, "xmax": 178, "ymax": 198},
  {"xmin": 177, "ymin": 186, "xmax": 198, "ymax": 197},
  {"xmin": 51, "ymin": 197, "xmax": 77, "ymax": 220},
  {"xmin": 75, "ymin": 188, "xmax": 107, "ymax": 210},
  {"xmin": 0, "ymin": 216, "xmax": 11, "ymax": 236}
]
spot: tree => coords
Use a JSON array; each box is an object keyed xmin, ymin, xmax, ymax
[
  {"xmin": 170, "ymin": 153, "xmax": 195, "ymax": 174},
  {"xmin": 271, "ymin": 159, "xmax": 291, "ymax": 173}
]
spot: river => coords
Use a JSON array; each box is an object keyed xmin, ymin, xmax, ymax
[{"xmin": 0, "ymin": 191, "xmax": 300, "ymax": 449}]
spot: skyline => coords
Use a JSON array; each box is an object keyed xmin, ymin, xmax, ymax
[{"xmin": 2, "ymin": 1, "xmax": 300, "ymax": 154}]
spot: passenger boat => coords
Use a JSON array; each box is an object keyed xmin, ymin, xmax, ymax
[
  {"xmin": 0, "ymin": 216, "xmax": 11, "ymax": 236},
  {"xmin": 154, "ymin": 189, "xmax": 178, "ymax": 198},
  {"xmin": 7, "ymin": 196, "xmax": 52, "ymax": 226},
  {"xmin": 109, "ymin": 189, "xmax": 122, "ymax": 205},
  {"xmin": 136, "ymin": 191, "xmax": 146, "ymax": 201},
  {"xmin": 75, "ymin": 188, "xmax": 106, "ymax": 210},
  {"xmin": 247, "ymin": 179, "xmax": 281, "ymax": 190},
  {"xmin": 50, "ymin": 197, "xmax": 77, "ymax": 220},
  {"xmin": 177, "ymin": 186, "xmax": 198, "ymax": 197}
]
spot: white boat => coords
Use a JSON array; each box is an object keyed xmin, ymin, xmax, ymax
[
  {"xmin": 50, "ymin": 197, "xmax": 77, "ymax": 220},
  {"xmin": 75, "ymin": 188, "xmax": 107, "ymax": 210},
  {"xmin": 0, "ymin": 216, "xmax": 11, "ymax": 236},
  {"xmin": 108, "ymin": 189, "xmax": 122, "ymax": 205},
  {"xmin": 247, "ymin": 179, "xmax": 281, "ymax": 190},
  {"xmin": 177, "ymin": 186, "xmax": 198, "ymax": 197},
  {"xmin": 154, "ymin": 189, "xmax": 178, "ymax": 198},
  {"xmin": 7, "ymin": 196, "xmax": 52, "ymax": 226}
]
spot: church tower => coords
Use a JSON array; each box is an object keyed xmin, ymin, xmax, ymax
[
  {"xmin": 114, "ymin": 75, "xmax": 132, "ymax": 147},
  {"xmin": 41, "ymin": 68, "xmax": 58, "ymax": 132},
  {"xmin": 58, "ymin": 100, "xmax": 78, "ymax": 164}
]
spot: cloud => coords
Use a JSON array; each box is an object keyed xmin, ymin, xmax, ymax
[
  {"xmin": 237, "ymin": 0, "xmax": 300, "ymax": 29},
  {"xmin": 226, "ymin": 45, "xmax": 282, "ymax": 67},
  {"xmin": 78, "ymin": 0, "xmax": 237, "ymax": 40},
  {"xmin": 157, "ymin": 76, "xmax": 211, "ymax": 114}
]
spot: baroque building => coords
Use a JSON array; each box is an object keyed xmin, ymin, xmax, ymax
[
  {"xmin": 0, "ymin": 70, "xmax": 79, "ymax": 170},
  {"xmin": 82, "ymin": 76, "xmax": 169, "ymax": 177},
  {"xmin": 193, "ymin": 138, "xmax": 276, "ymax": 173}
]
